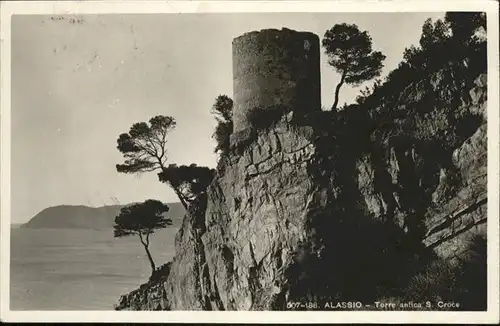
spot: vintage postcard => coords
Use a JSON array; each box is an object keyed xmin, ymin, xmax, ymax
[{"xmin": 1, "ymin": 0, "xmax": 499, "ymax": 323}]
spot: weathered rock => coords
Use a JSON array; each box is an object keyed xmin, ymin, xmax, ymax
[
  {"xmin": 115, "ymin": 62, "xmax": 487, "ymax": 311},
  {"xmin": 354, "ymin": 71, "xmax": 487, "ymax": 260},
  {"xmin": 114, "ymin": 263, "xmax": 171, "ymax": 310},
  {"xmin": 202, "ymin": 124, "xmax": 319, "ymax": 310}
]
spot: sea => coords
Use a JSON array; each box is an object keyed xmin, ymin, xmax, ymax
[{"xmin": 10, "ymin": 226, "xmax": 178, "ymax": 310}]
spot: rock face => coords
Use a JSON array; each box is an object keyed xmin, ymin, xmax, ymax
[
  {"xmin": 356, "ymin": 72, "xmax": 487, "ymax": 262},
  {"xmin": 115, "ymin": 32, "xmax": 487, "ymax": 311}
]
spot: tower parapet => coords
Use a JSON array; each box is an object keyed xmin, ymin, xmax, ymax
[{"xmin": 232, "ymin": 28, "xmax": 322, "ymax": 133}]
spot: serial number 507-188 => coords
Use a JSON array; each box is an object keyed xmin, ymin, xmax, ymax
[{"xmin": 286, "ymin": 302, "xmax": 319, "ymax": 309}]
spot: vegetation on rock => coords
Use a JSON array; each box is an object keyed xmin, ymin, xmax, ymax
[
  {"xmin": 211, "ymin": 94, "xmax": 234, "ymax": 160},
  {"xmin": 377, "ymin": 235, "xmax": 487, "ymax": 311},
  {"xmin": 116, "ymin": 115, "xmax": 214, "ymax": 210},
  {"xmin": 157, "ymin": 163, "xmax": 215, "ymax": 207},
  {"xmin": 322, "ymin": 23, "xmax": 386, "ymax": 111},
  {"xmin": 113, "ymin": 200, "xmax": 172, "ymax": 276},
  {"xmin": 356, "ymin": 12, "xmax": 486, "ymax": 108}
]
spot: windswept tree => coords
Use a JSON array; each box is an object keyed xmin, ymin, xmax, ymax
[
  {"xmin": 113, "ymin": 200, "xmax": 172, "ymax": 275},
  {"xmin": 211, "ymin": 95, "xmax": 233, "ymax": 158},
  {"xmin": 116, "ymin": 115, "xmax": 213, "ymax": 210},
  {"xmin": 116, "ymin": 115, "xmax": 176, "ymax": 173},
  {"xmin": 322, "ymin": 23, "xmax": 386, "ymax": 111}
]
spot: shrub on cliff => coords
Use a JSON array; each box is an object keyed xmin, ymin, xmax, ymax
[
  {"xmin": 399, "ymin": 235, "xmax": 487, "ymax": 310},
  {"xmin": 247, "ymin": 105, "xmax": 289, "ymax": 131},
  {"xmin": 224, "ymin": 105, "xmax": 290, "ymax": 159},
  {"xmin": 403, "ymin": 258, "xmax": 460, "ymax": 306},
  {"xmin": 211, "ymin": 95, "xmax": 233, "ymax": 159},
  {"xmin": 149, "ymin": 262, "xmax": 172, "ymax": 284},
  {"xmin": 157, "ymin": 163, "xmax": 215, "ymax": 206}
]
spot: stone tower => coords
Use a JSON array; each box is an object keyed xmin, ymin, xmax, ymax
[{"xmin": 232, "ymin": 28, "xmax": 322, "ymax": 133}]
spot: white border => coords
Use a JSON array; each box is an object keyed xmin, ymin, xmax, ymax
[{"xmin": 1, "ymin": 1, "xmax": 499, "ymax": 323}]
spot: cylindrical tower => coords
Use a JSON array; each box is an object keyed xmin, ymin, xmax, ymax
[{"xmin": 232, "ymin": 28, "xmax": 322, "ymax": 133}]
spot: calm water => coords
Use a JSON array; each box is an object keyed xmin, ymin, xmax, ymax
[{"xmin": 10, "ymin": 227, "xmax": 178, "ymax": 310}]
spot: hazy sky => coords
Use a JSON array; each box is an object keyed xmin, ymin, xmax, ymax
[{"xmin": 11, "ymin": 12, "xmax": 444, "ymax": 223}]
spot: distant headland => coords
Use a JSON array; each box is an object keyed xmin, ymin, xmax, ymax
[{"xmin": 19, "ymin": 202, "xmax": 185, "ymax": 229}]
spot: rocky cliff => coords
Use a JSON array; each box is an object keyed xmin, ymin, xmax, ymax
[{"xmin": 114, "ymin": 60, "xmax": 487, "ymax": 310}]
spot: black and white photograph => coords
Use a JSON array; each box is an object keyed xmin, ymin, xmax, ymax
[{"xmin": 1, "ymin": 0, "xmax": 499, "ymax": 323}]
